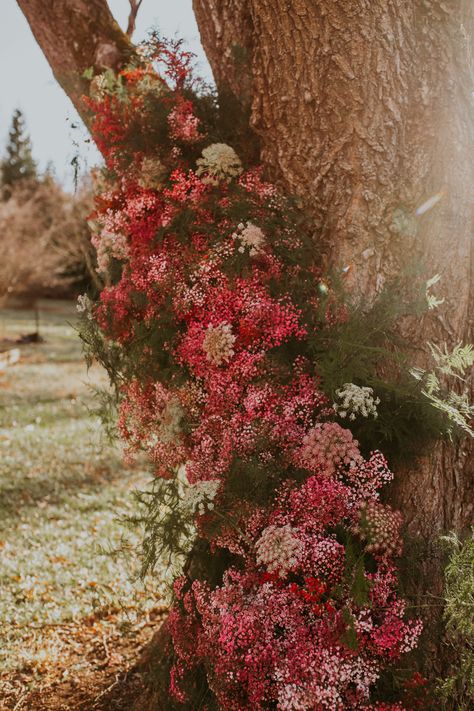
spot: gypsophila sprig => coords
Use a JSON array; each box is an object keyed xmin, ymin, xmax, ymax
[{"xmin": 76, "ymin": 293, "xmax": 93, "ymax": 319}]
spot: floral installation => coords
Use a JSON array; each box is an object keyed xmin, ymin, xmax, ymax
[
  {"xmin": 169, "ymin": 465, "xmax": 422, "ymax": 708},
  {"xmin": 79, "ymin": 39, "xmax": 425, "ymax": 709}
]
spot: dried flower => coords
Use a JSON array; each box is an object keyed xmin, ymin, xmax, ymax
[
  {"xmin": 202, "ymin": 322, "xmax": 236, "ymax": 365},
  {"xmin": 138, "ymin": 156, "xmax": 167, "ymax": 190},
  {"xmin": 196, "ymin": 143, "xmax": 243, "ymax": 184},
  {"xmin": 92, "ymin": 230, "xmax": 129, "ymax": 273}
]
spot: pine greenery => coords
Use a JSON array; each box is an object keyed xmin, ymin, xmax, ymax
[{"xmin": 1, "ymin": 109, "xmax": 37, "ymax": 198}]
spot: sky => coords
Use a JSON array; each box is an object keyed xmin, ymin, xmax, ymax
[{"xmin": 0, "ymin": 1, "xmax": 212, "ymax": 189}]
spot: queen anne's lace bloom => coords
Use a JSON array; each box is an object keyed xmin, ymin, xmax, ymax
[
  {"xmin": 233, "ymin": 221, "xmax": 266, "ymax": 256},
  {"xmin": 196, "ymin": 143, "xmax": 243, "ymax": 184},
  {"xmin": 202, "ymin": 322, "xmax": 236, "ymax": 365},
  {"xmin": 256, "ymin": 524, "xmax": 304, "ymax": 576},
  {"xmin": 334, "ymin": 383, "xmax": 380, "ymax": 420}
]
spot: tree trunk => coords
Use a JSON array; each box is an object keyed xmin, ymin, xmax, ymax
[
  {"xmin": 193, "ymin": 0, "xmax": 474, "ymax": 682},
  {"xmin": 17, "ymin": 0, "xmax": 132, "ymax": 126},
  {"xmin": 193, "ymin": 0, "xmax": 474, "ymax": 534}
]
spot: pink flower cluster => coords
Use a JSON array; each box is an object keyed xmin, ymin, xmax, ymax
[
  {"xmin": 298, "ymin": 422, "xmax": 363, "ymax": 478},
  {"xmin": 85, "ymin": 48, "xmax": 422, "ymax": 709},
  {"xmin": 169, "ymin": 472, "xmax": 421, "ymax": 710}
]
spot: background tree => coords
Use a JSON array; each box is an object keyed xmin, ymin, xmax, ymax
[
  {"xmin": 15, "ymin": 0, "xmax": 474, "ymax": 698},
  {"xmin": 0, "ymin": 175, "xmax": 95, "ymax": 307},
  {"xmin": 1, "ymin": 108, "xmax": 37, "ymax": 198}
]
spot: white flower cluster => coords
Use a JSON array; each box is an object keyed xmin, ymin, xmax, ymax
[
  {"xmin": 233, "ymin": 222, "xmax": 266, "ymax": 256},
  {"xmin": 182, "ymin": 479, "xmax": 220, "ymax": 516},
  {"xmin": 196, "ymin": 143, "xmax": 243, "ymax": 185},
  {"xmin": 203, "ymin": 322, "xmax": 236, "ymax": 365},
  {"xmin": 138, "ymin": 156, "xmax": 167, "ymax": 190},
  {"xmin": 94, "ymin": 230, "xmax": 129, "ymax": 273},
  {"xmin": 76, "ymin": 293, "xmax": 93, "ymax": 318},
  {"xmin": 333, "ymin": 383, "xmax": 380, "ymax": 420},
  {"xmin": 256, "ymin": 524, "xmax": 304, "ymax": 577}
]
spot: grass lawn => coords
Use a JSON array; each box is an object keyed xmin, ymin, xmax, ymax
[{"xmin": 0, "ymin": 301, "xmax": 164, "ymax": 710}]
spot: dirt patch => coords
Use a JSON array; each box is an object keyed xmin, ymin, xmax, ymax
[{"xmin": 0, "ymin": 608, "xmax": 167, "ymax": 711}]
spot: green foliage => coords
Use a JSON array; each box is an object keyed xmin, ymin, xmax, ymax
[
  {"xmin": 308, "ymin": 274, "xmax": 449, "ymax": 463},
  {"xmin": 0, "ymin": 109, "xmax": 37, "ymax": 197},
  {"xmin": 438, "ymin": 531, "xmax": 474, "ymax": 709},
  {"xmin": 411, "ymin": 343, "xmax": 474, "ymax": 437},
  {"xmin": 127, "ymin": 475, "xmax": 194, "ymax": 586}
]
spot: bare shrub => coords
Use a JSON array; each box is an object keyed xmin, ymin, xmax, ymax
[{"xmin": 0, "ymin": 176, "xmax": 97, "ymax": 306}]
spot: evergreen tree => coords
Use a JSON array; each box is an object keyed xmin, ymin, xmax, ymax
[{"xmin": 1, "ymin": 109, "xmax": 37, "ymax": 197}]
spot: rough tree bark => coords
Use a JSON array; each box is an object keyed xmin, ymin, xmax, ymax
[
  {"xmin": 192, "ymin": 0, "xmax": 474, "ymax": 536},
  {"xmin": 193, "ymin": 0, "xmax": 474, "ymax": 678},
  {"xmin": 17, "ymin": 0, "xmax": 474, "ymax": 701}
]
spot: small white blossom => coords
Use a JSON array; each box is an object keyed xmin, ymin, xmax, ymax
[
  {"xmin": 76, "ymin": 294, "xmax": 93, "ymax": 319},
  {"xmin": 93, "ymin": 230, "xmax": 129, "ymax": 273},
  {"xmin": 233, "ymin": 221, "xmax": 266, "ymax": 256},
  {"xmin": 256, "ymin": 524, "xmax": 304, "ymax": 577},
  {"xmin": 333, "ymin": 383, "xmax": 380, "ymax": 420},
  {"xmin": 182, "ymin": 479, "xmax": 220, "ymax": 516},
  {"xmin": 196, "ymin": 143, "xmax": 243, "ymax": 185},
  {"xmin": 202, "ymin": 322, "xmax": 236, "ymax": 365}
]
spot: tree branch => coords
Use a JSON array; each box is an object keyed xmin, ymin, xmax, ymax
[
  {"xmin": 126, "ymin": 0, "xmax": 144, "ymax": 38},
  {"xmin": 16, "ymin": 0, "xmax": 134, "ymax": 132}
]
